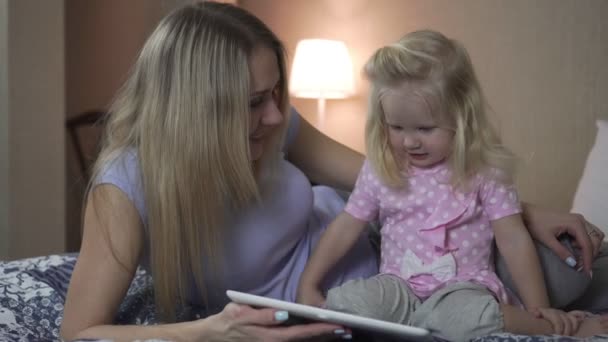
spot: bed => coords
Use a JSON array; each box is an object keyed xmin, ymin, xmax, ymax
[
  {"xmin": 1, "ymin": 252, "xmax": 606, "ymax": 341},
  {"xmin": 1, "ymin": 120, "xmax": 607, "ymax": 341},
  {"xmin": 0, "ymin": 254, "xmax": 158, "ymax": 341}
]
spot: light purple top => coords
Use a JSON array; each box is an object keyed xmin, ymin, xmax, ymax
[{"xmin": 97, "ymin": 109, "xmax": 378, "ymax": 314}]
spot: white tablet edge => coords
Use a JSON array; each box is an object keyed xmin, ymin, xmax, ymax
[{"xmin": 226, "ymin": 290, "xmax": 431, "ymax": 341}]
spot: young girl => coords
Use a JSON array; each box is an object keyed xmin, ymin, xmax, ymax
[{"xmin": 297, "ymin": 30, "xmax": 607, "ymax": 340}]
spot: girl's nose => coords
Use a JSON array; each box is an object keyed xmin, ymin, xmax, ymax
[{"xmin": 403, "ymin": 134, "xmax": 420, "ymax": 149}]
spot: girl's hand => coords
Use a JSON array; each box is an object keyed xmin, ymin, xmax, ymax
[
  {"xmin": 528, "ymin": 307, "xmax": 581, "ymax": 336},
  {"xmin": 198, "ymin": 303, "xmax": 345, "ymax": 341},
  {"xmin": 296, "ymin": 286, "xmax": 326, "ymax": 307},
  {"xmin": 567, "ymin": 310, "xmax": 591, "ymax": 322}
]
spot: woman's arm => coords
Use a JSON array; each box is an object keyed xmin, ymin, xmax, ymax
[
  {"xmin": 297, "ymin": 211, "xmax": 368, "ymax": 306},
  {"xmin": 287, "ymin": 116, "xmax": 364, "ymax": 191},
  {"xmin": 61, "ymin": 185, "xmax": 344, "ymax": 342},
  {"xmin": 66, "ymin": 303, "xmax": 345, "ymax": 342},
  {"xmin": 61, "ymin": 184, "xmax": 178, "ymax": 341}
]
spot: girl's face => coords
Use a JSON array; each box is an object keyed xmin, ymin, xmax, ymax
[
  {"xmin": 248, "ymin": 46, "xmax": 283, "ymax": 161},
  {"xmin": 381, "ymin": 83, "xmax": 454, "ymax": 169}
]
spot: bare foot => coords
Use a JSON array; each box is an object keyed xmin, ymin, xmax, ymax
[{"xmin": 574, "ymin": 314, "xmax": 608, "ymax": 337}]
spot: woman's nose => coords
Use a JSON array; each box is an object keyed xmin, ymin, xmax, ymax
[{"xmin": 261, "ymin": 102, "xmax": 283, "ymax": 126}]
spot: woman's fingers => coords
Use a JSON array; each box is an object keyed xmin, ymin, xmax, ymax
[
  {"xmin": 245, "ymin": 322, "xmax": 347, "ymax": 341},
  {"xmin": 223, "ymin": 303, "xmax": 346, "ymax": 341},
  {"xmin": 227, "ymin": 303, "xmax": 289, "ymax": 326},
  {"xmin": 562, "ymin": 214, "xmax": 594, "ymax": 274},
  {"xmin": 586, "ymin": 222, "xmax": 604, "ymax": 257},
  {"xmin": 545, "ymin": 235, "xmax": 581, "ymax": 269}
]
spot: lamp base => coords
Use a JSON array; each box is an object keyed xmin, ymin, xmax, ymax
[{"xmin": 317, "ymin": 97, "xmax": 326, "ymax": 130}]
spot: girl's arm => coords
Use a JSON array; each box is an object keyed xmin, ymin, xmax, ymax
[
  {"xmin": 493, "ymin": 213, "xmax": 583, "ymax": 335},
  {"xmin": 297, "ymin": 211, "xmax": 368, "ymax": 306},
  {"xmin": 493, "ymin": 213, "xmax": 550, "ymax": 309},
  {"xmin": 287, "ymin": 116, "xmax": 364, "ymax": 191}
]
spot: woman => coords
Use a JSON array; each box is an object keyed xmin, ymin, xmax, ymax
[{"xmin": 61, "ymin": 2, "xmax": 606, "ymax": 341}]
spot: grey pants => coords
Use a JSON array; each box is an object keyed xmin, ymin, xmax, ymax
[
  {"xmin": 326, "ymin": 275, "xmax": 503, "ymax": 342},
  {"xmin": 326, "ymin": 242, "xmax": 608, "ymax": 340}
]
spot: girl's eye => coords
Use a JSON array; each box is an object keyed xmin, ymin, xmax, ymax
[
  {"xmin": 388, "ymin": 125, "xmax": 403, "ymax": 131},
  {"xmin": 417, "ymin": 126, "xmax": 435, "ymax": 133}
]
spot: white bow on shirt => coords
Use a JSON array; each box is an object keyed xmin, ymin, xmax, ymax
[{"xmin": 400, "ymin": 249, "xmax": 456, "ymax": 282}]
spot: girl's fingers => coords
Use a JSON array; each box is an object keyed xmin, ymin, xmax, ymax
[
  {"xmin": 528, "ymin": 307, "xmax": 542, "ymax": 318},
  {"xmin": 569, "ymin": 310, "xmax": 589, "ymax": 321},
  {"xmin": 539, "ymin": 308, "xmax": 563, "ymax": 335},
  {"xmin": 562, "ymin": 313, "xmax": 575, "ymax": 336},
  {"xmin": 567, "ymin": 312, "xmax": 581, "ymax": 335}
]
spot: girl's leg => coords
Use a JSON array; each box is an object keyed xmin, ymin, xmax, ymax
[
  {"xmin": 406, "ymin": 281, "xmax": 607, "ymax": 340},
  {"xmin": 325, "ymin": 274, "xmax": 419, "ymax": 324},
  {"xmin": 411, "ymin": 282, "xmax": 503, "ymax": 341}
]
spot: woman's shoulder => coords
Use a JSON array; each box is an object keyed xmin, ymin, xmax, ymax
[
  {"xmin": 95, "ymin": 148, "xmax": 147, "ymax": 222},
  {"xmin": 97, "ymin": 148, "xmax": 140, "ymax": 186}
]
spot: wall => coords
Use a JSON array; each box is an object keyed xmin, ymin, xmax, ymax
[
  {"xmin": 0, "ymin": 0, "xmax": 241, "ymax": 256},
  {"xmin": 64, "ymin": 0, "xmax": 237, "ymax": 251},
  {"xmin": 241, "ymin": 0, "xmax": 608, "ymax": 211},
  {"xmin": 0, "ymin": 0, "xmax": 65, "ymax": 259},
  {"xmin": 64, "ymin": 0, "xmax": 165, "ymax": 251},
  {"xmin": 0, "ymin": 0, "xmax": 8, "ymax": 259}
]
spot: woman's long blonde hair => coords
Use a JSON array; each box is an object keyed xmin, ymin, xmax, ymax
[
  {"xmin": 88, "ymin": 2, "xmax": 289, "ymax": 321},
  {"xmin": 365, "ymin": 30, "xmax": 515, "ymax": 189}
]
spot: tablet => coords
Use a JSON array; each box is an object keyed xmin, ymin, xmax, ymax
[{"xmin": 226, "ymin": 290, "xmax": 432, "ymax": 341}]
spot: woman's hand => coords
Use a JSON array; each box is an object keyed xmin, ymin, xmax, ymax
[
  {"xmin": 523, "ymin": 204, "xmax": 604, "ymax": 274},
  {"xmin": 197, "ymin": 303, "xmax": 345, "ymax": 341}
]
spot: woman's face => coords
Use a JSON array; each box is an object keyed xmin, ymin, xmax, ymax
[{"xmin": 248, "ymin": 46, "xmax": 283, "ymax": 161}]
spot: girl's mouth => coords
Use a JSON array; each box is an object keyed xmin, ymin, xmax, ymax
[{"xmin": 409, "ymin": 153, "xmax": 428, "ymax": 160}]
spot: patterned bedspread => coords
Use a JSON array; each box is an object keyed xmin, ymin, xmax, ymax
[{"xmin": 0, "ymin": 254, "xmax": 605, "ymax": 341}]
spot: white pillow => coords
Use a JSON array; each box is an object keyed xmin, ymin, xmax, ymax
[{"xmin": 571, "ymin": 119, "xmax": 608, "ymax": 239}]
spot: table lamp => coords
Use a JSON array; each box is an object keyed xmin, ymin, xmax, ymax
[{"xmin": 289, "ymin": 39, "xmax": 355, "ymax": 128}]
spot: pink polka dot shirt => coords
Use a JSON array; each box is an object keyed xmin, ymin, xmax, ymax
[{"xmin": 345, "ymin": 160, "xmax": 522, "ymax": 304}]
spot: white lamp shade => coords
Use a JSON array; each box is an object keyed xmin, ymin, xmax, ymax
[{"xmin": 289, "ymin": 39, "xmax": 355, "ymax": 99}]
